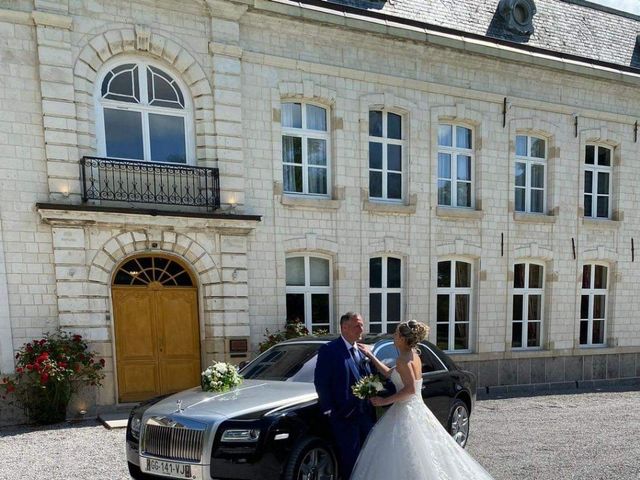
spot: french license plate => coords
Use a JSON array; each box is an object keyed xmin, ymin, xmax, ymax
[{"xmin": 140, "ymin": 456, "xmax": 202, "ymax": 479}]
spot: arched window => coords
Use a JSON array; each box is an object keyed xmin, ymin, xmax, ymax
[
  {"xmin": 436, "ymin": 259, "xmax": 472, "ymax": 352},
  {"xmin": 584, "ymin": 145, "xmax": 612, "ymax": 219},
  {"xmin": 281, "ymin": 102, "xmax": 330, "ymax": 196},
  {"xmin": 515, "ymin": 135, "xmax": 546, "ymax": 214},
  {"xmin": 512, "ymin": 262, "xmax": 544, "ymax": 349},
  {"xmin": 97, "ymin": 60, "xmax": 191, "ymax": 164},
  {"xmin": 438, "ymin": 124, "xmax": 474, "ymax": 208},
  {"xmin": 285, "ymin": 255, "xmax": 332, "ymax": 333},
  {"xmin": 369, "ymin": 110, "xmax": 404, "ymax": 201},
  {"xmin": 580, "ymin": 264, "xmax": 608, "ymax": 346},
  {"xmin": 369, "ymin": 256, "xmax": 403, "ymax": 333}
]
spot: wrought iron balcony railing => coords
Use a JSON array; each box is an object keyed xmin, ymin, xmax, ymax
[{"xmin": 80, "ymin": 156, "xmax": 220, "ymax": 210}]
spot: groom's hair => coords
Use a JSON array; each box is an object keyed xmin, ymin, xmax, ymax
[{"xmin": 340, "ymin": 311, "xmax": 360, "ymax": 326}]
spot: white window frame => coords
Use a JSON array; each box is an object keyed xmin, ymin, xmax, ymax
[
  {"xmin": 369, "ymin": 256, "xmax": 403, "ymax": 333},
  {"xmin": 514, "ymin": 135, "xmax": 547, "ymax": 214},
  {"xmin": 368, "ymin": 110, "xmax": 404, "ymax": 202},
  {"xmin": 437, "ymin": 123, "xmax": 474, "ymax": 208},
  {"xmin": 281, "ymin": 102, "xmax": 331, "ymax": 197},
  {"xmin": 580, "ymin": 263, "xmax": 608, "ymax": 347},
  {"xmin": 285, "ymin": 254, "xmax": 333, "ymax": 333},
  {"xmin": 511, "ymin": 262, "xmax": 544, "ymax": 350},
  {"xmin": 436, "ymin": 259, "xmax": 473, "ymax": 353},
  {"xmin": 95, "ymin": 56, "xmax": 195, "ymax": 165},
  {"xmin": 584, "ymin": 144, "xmax": 613, "ymax": 219}
]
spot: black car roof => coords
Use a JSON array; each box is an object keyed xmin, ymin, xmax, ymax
[
  {"xmin": 280, "ymin": 333, "xmax": 391, "ymax": 344},
  {"xmin": 279, "ymin": 334, "xmax": 458, "ymax": 370}
]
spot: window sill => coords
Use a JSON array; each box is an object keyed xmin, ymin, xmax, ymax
[
  {"xmin": 363, "ymin": 200, "xmax": 416, "ymax": 215},
  {"xmin": 582, "ymin": 217, "xmax": 620, "ymax": 229},
  {"xmin": 513, "ymin": 212, "xmax": 557, "ymax": 224},
  {"xmin": 436, "ymin": 206, "xmax": 483, "ymax": 220},
  {"xmin": 511, "ymin": 347, "xmax": 544, "ymax": 353},
  {"xmin": 362, "ymin": 192, "xmax": 417, "ymax": 215},
  {"xmin": 280, "ymin": 195, "xmax": 341, "ymax": 210}
]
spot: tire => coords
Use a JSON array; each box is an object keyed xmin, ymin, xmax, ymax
[
  {"xmin": 447, "ymin": 399, "xmax": 471, "ymax": 448},
  {"xmin": 283, "ymin": 436, "xmax": 338, "ymax": 480}
]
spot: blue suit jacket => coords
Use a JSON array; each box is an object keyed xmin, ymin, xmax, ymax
[{"xmin": 314, "ymin": 338, "xmax": 372, "ymax": 420}]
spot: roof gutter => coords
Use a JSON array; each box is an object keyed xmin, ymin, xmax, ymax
[{"xmin": 250, "ymin": 0, "xmax": 640, "ymax": 85}]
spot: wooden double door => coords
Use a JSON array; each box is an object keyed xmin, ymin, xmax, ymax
[{"xmin": 112, "ymin": 256, "xmax": 201, "ymax": 403}]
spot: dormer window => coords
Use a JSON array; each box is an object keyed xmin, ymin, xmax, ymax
[{"xmin": 499, "ymin": 0, "xmax": 536, "ymax": 35}]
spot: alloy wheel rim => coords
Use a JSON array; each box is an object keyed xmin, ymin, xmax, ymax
[
  {"xmin": 450, "ymin": 405, "xmax": 469, "ymax": 447},
  {"xmin": 298, "ymin": 447, "xmax": 335, "ymax": 480}
]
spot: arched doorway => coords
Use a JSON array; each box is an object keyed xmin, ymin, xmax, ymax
[{"xmin": 112, "ymin": 255, "xmax": 200, "ymax": 403}]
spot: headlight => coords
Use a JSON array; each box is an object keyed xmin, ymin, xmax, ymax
[
  {"xmin": 221, "ymin": 429, "xmax": 260, "ymax": 442},
  {"xmin": 130, "ymin": 413, "xmax": 142, "ymax": 440}
]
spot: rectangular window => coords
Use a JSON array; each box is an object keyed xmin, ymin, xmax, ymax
[
  {"xmin": 438, "ymin": 124, "xmax": 473, "ymax": 208},
  {"xmin": 285, "ymin": 255, "xmax": 332, "ymax": 333},
  {"xmin": 369, "ymin": 111, "xmax": 403, "ymax": 201},
  {"xmin": 282, "ymin": 103, "xmax": 329, "ymax": 196},
  {"xmin": 436, "ymin": 260, "xmax": 472, "ymax": 352},
  {"xmin": 584, "ymin": 145, "xmax": 612, "ymax": 219},
  {"xmin": 515, "ymin": 135, "xmax": 546, "ymax": 214},
  {"xmin": 512, "ymin": 263, "xmax": 544, "ymax": 349},
  {"xmin": 369, "ymin": 256, "xmax": 403, "ymax": 333},
  {"xmin": 580, "ymin": 264, "xmax": 608, "ymax": 346}
]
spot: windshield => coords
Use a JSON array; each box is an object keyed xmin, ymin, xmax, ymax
[{"xmin": 240, "ymin": 343, "xmax": 322, "ymax": 382}]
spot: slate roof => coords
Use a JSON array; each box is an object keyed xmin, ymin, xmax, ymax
[{"xmin": 310, "ymin": 0, "xmax": 640, "ymax": 69}]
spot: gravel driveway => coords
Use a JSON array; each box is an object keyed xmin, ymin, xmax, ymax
[
  {"xmin": 467, "ymin": 389, "xmax": 640, "ymax": 480},
  {"xmin": 1, "ymin": 389, "xmax": 639, "ymax": 479}
]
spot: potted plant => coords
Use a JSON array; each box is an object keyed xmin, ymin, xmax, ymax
[{"xmin": 1, "ymin": 330, "xmax": 105, "ymax": 425}]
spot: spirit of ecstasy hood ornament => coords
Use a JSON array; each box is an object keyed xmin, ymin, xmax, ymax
[{"xmin": 175, "ymin": 399, "xmax": 183, "ymax": 413}]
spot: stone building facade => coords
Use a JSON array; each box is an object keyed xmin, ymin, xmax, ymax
[{"xmin": 1, "ymin": 0, "xmax": 640, "ymax": 418}]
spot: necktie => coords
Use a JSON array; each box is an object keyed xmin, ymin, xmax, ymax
[{"xmin": 350, "ymin": 347, "xmax": 366, "ymax": 376}]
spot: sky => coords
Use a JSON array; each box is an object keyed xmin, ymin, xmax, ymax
[{"xmin": 589, "ymin": 0, "xmax": 640, "ymax": 15}]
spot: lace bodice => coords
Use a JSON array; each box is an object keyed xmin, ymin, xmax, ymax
[{"xmin": 390, "ymin": 368, "xmax": 422, "ymax": 398}]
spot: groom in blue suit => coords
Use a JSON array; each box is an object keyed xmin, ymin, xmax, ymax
[{"xmin": 314, "ymin": 312, "xmax": 377, "ymax": 479}]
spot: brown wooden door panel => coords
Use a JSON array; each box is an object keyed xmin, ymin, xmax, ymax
[
  {"xmin": 113, "ymin": 276, "xmax": 200, "ymax": 402},
  {"xmin": 113, "ymin": 288, "xmax": 161, "ymax": 402},
  {"xmin": 156, "ymin": 289, "xmax": 200, "ymax": 395},
  {"xmin": 113, "ymin": 289, "xmax": 157, "ymax": 360},
  {"xmin": 161, "ymin": 361, "xmax": 202, "ymax": 393},
  {"xmin": 156, "ymin": 290, "xmax": 200, "ymax": 359},
  {"xmin": 118, "ymin": 363, "xmax": 159, "ymax": 402}
]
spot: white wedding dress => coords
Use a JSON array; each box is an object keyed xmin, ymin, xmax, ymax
[{"xmin": 350, "ymin": 369, "xmax": 494, "ymax": 480}]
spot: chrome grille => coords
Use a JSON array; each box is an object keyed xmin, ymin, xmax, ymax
[{"xmin": 142, "ymin": 424, "xmax": 205, "ymax": 462}]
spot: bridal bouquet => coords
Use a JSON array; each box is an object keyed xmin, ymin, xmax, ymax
[
  {"xmin": 351, "ymin": 374, "xmax": 384, "ymax": 400},
  {"xmin": 201, "ymin": 361, "xmax": 243, "ymax": 393}
]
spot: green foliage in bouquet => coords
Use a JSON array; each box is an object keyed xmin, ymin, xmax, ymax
[
  {"xmin": 351, "ymin": 374, "xmax": 385, "ymax": 400},
  {"xmin": 201, "ymin": 361, "xmax": 243, "ymax": 393},
  {"xmin": 1, "ymin": 330, "xmax": 105, "ymax": 424}
]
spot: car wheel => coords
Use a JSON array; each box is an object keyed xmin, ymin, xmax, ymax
[
  {"xmin": 448, "ymin": 399, "xmax": 470, "ymax": 448},
  {"xmin": 283, "ymin": 436, "xmax": 338, "ymax": 480}
]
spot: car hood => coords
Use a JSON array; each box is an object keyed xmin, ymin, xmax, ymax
[{"xmin": 144, "ymin": 380, "xmax": 318, "ymax": 424}]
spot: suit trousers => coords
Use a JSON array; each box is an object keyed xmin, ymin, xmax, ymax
[{"xmin": 329, "ymin": 408, "xmax": 376, "ymax": 480}]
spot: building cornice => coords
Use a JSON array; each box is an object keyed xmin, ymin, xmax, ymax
[
  {"xmin": 248, "ymin": 0, "xmax": 640, "ymax": 87},
  {"xmin": 36, "ymin": 203, "xmax": 262, "ymax": 232}
]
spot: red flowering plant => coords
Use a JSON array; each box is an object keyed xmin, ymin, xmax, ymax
[{"xmin": 0, "ymin": 330, "xmax": 105, "ymax": 424}]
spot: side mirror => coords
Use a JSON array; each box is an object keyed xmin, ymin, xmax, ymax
[{"xmin": 238, "ymin": 360, "xmax": 249, "ymax": 370}]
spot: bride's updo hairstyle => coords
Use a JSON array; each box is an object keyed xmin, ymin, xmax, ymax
[{"xmin": 397, "ymin": 320, "xmax": 429, "ymax": 348}]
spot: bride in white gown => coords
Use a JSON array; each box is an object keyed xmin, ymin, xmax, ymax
[{"xmin": 351, "ymin": 320, "xmax": 494, "ymax": 480}]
